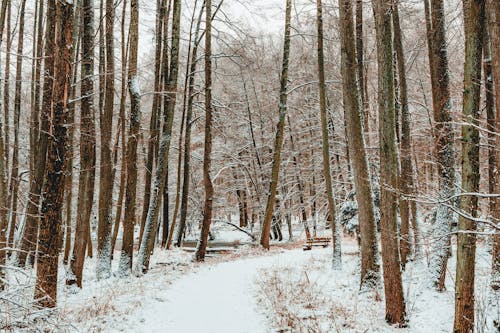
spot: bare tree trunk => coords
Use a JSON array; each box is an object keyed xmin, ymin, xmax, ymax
[
  {"xmin": 337, "ymin": 0, "xmax": 379, "ymax": 285},
  {"xmin": 34, "ymin": 1, "xmax": 73, "ymax": 307},
  {"xmin": 110, "ymin": 0, "xmax": 129, "ymax": 258},
  {"xmin": 372, "ymin": 0, "xmax": 406, "ymax": 325},
  {"xmin": 97, "ymin": 0, "xmax": 116, "ymax": 280},
  {"xmin": 135, "ymin": 0, "xmax": 181, "ymax": 272},
  {"xmin": 0, "ymin": 0, "xmax": 10, "ymax": 290},
  {"xmin": 7, "ymin": 0, "xmax": 26, "ymax": 257},
  {"xmin": 67, "ymin": 0, "xmax": 96, "ymax": 288},
  {"xmin": 486, "ymin": 0, "xmax": 500, "ymax": 291},
  {"xmin": 141, "ymin": 0, "xmax": 165, "ymax": 248},
  {"xmin": 453, "ymin": 1, "xmax": 484, "ymax": 330},
  {"xmin": 195, "ymin": 0, "xmax": 214, "ymax": 262},
  {"xmin": 392, "ymin": 0, "xmax": 420, "ymax": 267},
  {"xmin": 2, "ymin": 1, "xmax": 9, "ymax": 173},
  {"xmin": 317, "ymin": 0, "xmax": 341, "ymax": 267},
  {"xmin": 355, "ymin": 0, "xmax": 369, "ymax": 143},
  {"xmin": 425, "ymin": 0, "xmax": 456, "ymax": 290},
  {"xmin": 260, "ymin": 0, "xmax": 292, "ymax": 250},
  {"xmin": 119, "ymin": 0, "xmax": 140, "ymax": 275},
  {"xmin": 19, "ymin": 0, "xmax": 55, "ymax": 268},
  {"xmin": 174, "ymin": 2, "xmax": 205, "ymax": 248}
]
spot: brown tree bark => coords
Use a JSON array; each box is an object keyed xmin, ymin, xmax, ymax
[
  {"xmin": 142, "ymin": 0, "xmax": 166, "ymax": 247},
  {"xmin": 174, "ymin": 1, "xmax": 205, "ymax": 248},
  {"xmin": 120, "ymin": 0, "xmax": 140, "ymax": 274},
  {"xmin": 425, "ymin": 0, "xmax": 456, "ymax": 290},
  {"xmin": 453, "ymin": 1, "xmax": 484, "ymax": 331},
  {"xmin": 260, "ymin": 0, "xmax": 292, "ymax": 250},
  {"xmin": 136, "ymin": 0, "xmax": 181, "ymax": 272},
  {"xmin": 97, "ymin": 0, "xmax": 116, "ymax": 280},
  {"xmin": 0, "ymin": 0, "xmax": 9, "ymax": 290},
  {"xmin": 486, "ymin": 0, "xmax": 500, "ymax": 292},
  {"xmin": 392, "ymin": 0, "xmax": 420, "ymax": 266},
  {"xmin": 34, "ymin": 0, "xmax": 73, "ymax": 307},
  {"xmin": 67, "ymin": 0, "xmax": 96, "ymax": 288},
  {"xmin": 317, "ymin": 0, "xmax": 341, "ymax": 267},
  {"xmin": 372, "ymin": 0, "xmax": 406, "ymax": 325},
  {"xmin": 195, "ymin": 0, "xmax": 214, "ymax": 262},
  {"xmin": 337, "ymin": 0, "xmax": 379, "ymax": 285},
  {"xmin": 7, "ymin": 0, "xmax": 26, "ymax": 256},
  {"xmin": 18, "ymin": 0, "xmax": 55, "ymax": 267}
]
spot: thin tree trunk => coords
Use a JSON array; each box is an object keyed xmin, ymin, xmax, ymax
[
  {"xmin": 486, "ymin": 0, "xmax": 500, "ymax": 292},
  {"xmin": 120, "ymin": 0, "xmax": 140, "ymax": 275},
  {"xmin": 355, "ymin": 0, "xmax": 369, "ymax": 143},
  {"xmin": 2, "ymin": 1, "xmax": 9, "ymax": 172},
  {"xmin": 34, "ymin": 1, "xmax": 73, "ymax": 307},
  {"xmin": 317, "ymin": 0, "xmax": 341, "ymax": 267},
  {"xmin": 372, "ymin": 0, "xmax": 406, "ymax": 325},
  {"xmin": 453, "ymin": 1, "xmax": 484, "ymax": 330},
  {"xmin": 392, "ymin": 0, "xmax": 420, "ymax": 267},
  {"xmin": 135, "ymin": 0, "xmax": 181, "ymax": 272},
  {"xmin": 110, "ymin": 0, "xmax": 129, "ymax": 257},
  {"xmin": 337, "ymin": 0, "xmax": 379, "ymax": 286},
  {"xmin": 67, "ymin": 0, "xmax": 96, "ymax": 288},
  {"xmin": 18, "ymin": 0, "xmax": 55, "ymax": 268},
  {"xmin": 260, "ymin": 0, "xmax": 292, "ymax": 250},
  {"xmin": 174, "ymin": 2, "xmax": 205, "ymax": 248},
  {"xmin": 194, "ymin": 0, "xmax": 214, "ymax": 262},
  {"xmin": 97, "ymin": 0, "xmax": 116, "ymax": 280},
  {"xmin": 167, "ymin": 0, "xmax": 200, "ymax": 249},
  {"xmin": 7, "ymin": 0, "xmax": 26, "ymax": 256},
  {"xmin": 0, "ymin": 0, "xmax": 10, "ymax": 290}
]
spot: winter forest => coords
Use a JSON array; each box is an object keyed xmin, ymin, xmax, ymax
[{"xmin": 0, "ymin": 0, "xmax": 498, "ymax": 331}]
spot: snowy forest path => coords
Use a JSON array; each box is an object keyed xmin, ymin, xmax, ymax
[{"xmin": 125, "ymin": 248, "xmax": 312, "ymax": 333}]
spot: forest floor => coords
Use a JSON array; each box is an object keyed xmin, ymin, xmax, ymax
[{"xmin": 1, "ymin": 228, "xmax": 499, "ymax": 332}]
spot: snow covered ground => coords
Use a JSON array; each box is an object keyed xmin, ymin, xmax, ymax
[{"xmin": 1, "ymin": 231, "xmax": 498, "ymax": 332}]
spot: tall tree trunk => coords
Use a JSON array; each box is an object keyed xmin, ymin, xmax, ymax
[
  {"xmin": 0, "ymin": 0, "xmax": 10, "ymax": 290},
  {"xmin": 8, "ymin": 0, "xmax": 26, "ymax": 256},
  {"xmin": 317, "ymin": 0, "xmax": 341, "ymax": 267},
  {"xmin": 63, "ymin": 3, "xmax": 82, "ymax": 266},
  {"xmin": 34, "ymin": 1, "xmax": 73, "ymax": 307},
  {"xmin": 2, "ymin": 1, "xmax": 9, "ymax": 172},
  {"xmin": 260, "ymin": 0, "xmax": 292, "ymax": 250},
  {"xmin": 355, "ymin": 0, "xmax": 369, "ymax": 143},
  {"xmin": 372, "ymin": 0, "xmax": 406, "ymax": 325},
  {"xmin": 392, "ymin": 0, "xmax": 420, "ymax": 267},
  {"xmin": 67, "ymin": 0, "xmax": 96, "ymax": 288},
  {"xmin": 135, "ymin": 0, "xmax": 181, "ymax": 272},
  {"xmin": 194, "ymin": 0, "xmax": 214, "ymax": 262},
  {"xmin": 142, "ymin": 0, "xmax": 165, "ymax": 247},
  {"xmin": 174, "ymin": 2, "xmax": 205, "ymax": 248},
  {"xmin": 167, "ymin": 0, "xmax": 201, "ymax": 249},
  {"xmin": 97, "ymin": 0, "xmax": 116, "ymax": 280},
  {"xmin": 110, "ymin": 0, "xmax": 129, "ymax": 258},
  {"xmin": 425, "ymin": 0, "xmax": 456, "ymax": 290},
  {"xmin": 337, "ymin": 0, "xmax": 379, "ymax": 286},
  {"xmin": 19, "ymin": 0, "xmax": 55, "ymax": 268},
  {"xmin": 453, "ymin": 1, "xmax": 484, "ymax": 331},
  {"xmin": 486, "ymin": 0, "xmax": 500, "ymax": 291},
  {"xmin": 120, "ymin": 0, "xmax": 140, "ymax": 275}
]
